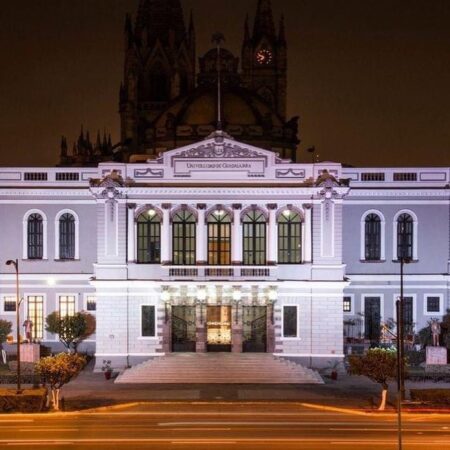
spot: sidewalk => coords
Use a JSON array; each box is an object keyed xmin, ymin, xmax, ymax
[{"xmin": 58, "ymin": 360, "xmax": 386, "ymax": 411}]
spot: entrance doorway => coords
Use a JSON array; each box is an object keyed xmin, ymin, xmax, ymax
[
  {"xmin": 242, "ymin": 306, "xmax": 267, "ymax": 352},
  {"xmin": 206, "ymin": 306, "xmax": 232, "ymax": 352},
  {"xmin": 172, "ymin": 306, "xmax": 196, "ymax": 352}
]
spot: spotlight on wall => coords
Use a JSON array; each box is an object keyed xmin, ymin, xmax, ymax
[
  {"xmin": 148, "ymin": 209, "xmax": 156, "ymax": 217},
  {"xmin": 47, "ymin": 278, "xmax": 56, "ymax": 286},
  {"xmin": 232, "ymin": 289, "xmax": 242, "ymax": 302},
  {"xmin": 161, "ymin": 289, "xmax": 170, "ymax": 302},
  {"xmin": 283, "ymin": 209, "xmax": 291, "ymax": 217},
  {"xmin": 268, "ymin": 288, "xmax": 278, "ymax": 301}
]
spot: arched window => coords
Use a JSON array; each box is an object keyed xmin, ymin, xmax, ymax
[
  {"xmin": 136, "ymin": 210, "xmax": 161, "ymax": 264},
  {"xmin": 278, "ymin": 210, "xmax": 302, "ymax": 264},
  {"xmin": 365, "ymin": 214, "xmax": 381, "ymax": 260},
  {"xmin": 27, "ymin": 213, "xmax": 43, "ymax": 259},
  {"xmin": 59, "ymin": 213, "xmax": 75, "ymax": 260},
  {"xmin": 242, "ymin": 209, "xmax": 266, "ymax": 265},
  {"xmin": 172, "ymin": 209, "xmax": 196, "ymax": 265},
  {"xmin": 397, "ymin": 213, "xmax": 413, "ymax": 259},
  {"xmin": 207, "ymin": 209, "xmax": 231, "ymax": 265}
]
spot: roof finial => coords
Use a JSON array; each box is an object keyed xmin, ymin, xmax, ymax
[{"xmin": 211, "ymin": 32, "xmax": 225, "ymax": 131}]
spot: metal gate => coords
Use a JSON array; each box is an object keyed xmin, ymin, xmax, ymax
[
  {"xmin": 242, "ymin": 306, "xmax": 267, "ymax": 352},
  {"xmin": 172, "ymin": 306, "xmax": 196, "ymax": 352}
]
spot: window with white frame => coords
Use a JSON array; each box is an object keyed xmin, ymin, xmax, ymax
[
  {"xmin": 59, "ymin": 295, "xmax": 76, "ymax": 317},
  {"xmin": 425, "ymin": 295, "xmax": 442, "ymax": 315},
  {"xmin": 343, "ymin": 296, "xmax": 352, "ymax": 313},
  {"xmin": 393, "ymin": 210, "xmax": 418, "ymax": 261},
  {"xmin": 55, "ymin": 210, "xmax": 79, "ymax": 260},
  {"xmin": 141, "ymin": 305, "xmax": 155, "ymax": 337},
  {"xmin": 3, "ymin": 296, "xmax": 16, "ymax": 313},
  {"xmin": 86, "ymin": 295, "xmax": 96, "ymax": 312},
  {"xmin": 23, "ymin": 210, "xmax": 47, "ymax": 260},
  {"xmin": 27, "ymin": 295, "xmax": 44, "ymax": 340},
  {"xmin": 283, "ymin": 305, "xmax": 298, "ymax": 338}
]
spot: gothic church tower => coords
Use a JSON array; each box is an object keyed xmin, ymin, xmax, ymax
[
  {"xmin": 120, "ymin": 0, "xmax": 196, "ymax": 154},
  {"xmin": 241, "ymin": 0, "xmax": 287, "ymax": 120}
]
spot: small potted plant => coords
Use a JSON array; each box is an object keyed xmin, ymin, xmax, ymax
[
  {"xmin": 101, "ymin": 359, "xmax": 113, "ymax": 380},
  {"xmin": 328, "ymin": 360, "xmax": 340, "ymax": 380}
]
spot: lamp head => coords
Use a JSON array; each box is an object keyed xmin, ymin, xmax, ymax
[{"xmin": 6, "ymin": 259, "xmax": 16, "ymax": 267}]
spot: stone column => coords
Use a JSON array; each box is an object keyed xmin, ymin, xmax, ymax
[
  {"xmin": 127, "ymin": 204, "xmax": 136, "ymax": 262},
  {"xmin": 196, "ymin": 204, "xmax": 207, "ymax": 264},
  {"xmin": 161, "ymin": 204, "xmax": 171, "ymax": 264},
  {"xmin": 267, "ymin": 204, "xmax": 278, "ymax": 264},
  {"xmin": 303, "ymin": 204, "xmax": 312, "ymax": 263},
  {"xmin": 232, "ymin": 204, "xmax": 242, "ymax": 264}
]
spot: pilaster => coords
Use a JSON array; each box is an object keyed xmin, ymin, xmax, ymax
[{"xmin": 232, "ymin": 204, "xmax": 242, "ymax": 264}]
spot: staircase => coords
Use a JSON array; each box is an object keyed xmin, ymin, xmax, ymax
[{"xmin": 115, "ymin": 353, "xmax": 323, "ymax": 384}]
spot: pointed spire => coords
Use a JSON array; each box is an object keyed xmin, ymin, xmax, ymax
[
  {"xmin": 244, "ymin": 14, "xmax": 250, "ymax": 43},
  {"xmin": 252, "ymin": 0, "xmax": 276, "ymax": 42},
  {"xmin": 60, "ymin": 136, "xmax": 68, "ymax": 157},
  {"xmin": 124, "ymin": 13, "xmax": 133, "ymax": 48},
  {"xmin": 278, "ymin": 14, "xmax": 286, "ymax": 45}
]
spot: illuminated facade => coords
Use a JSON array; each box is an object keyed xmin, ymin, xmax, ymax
[{"xmin": 1, "ymin": 131, "xmax": 449, "ymax": 370}]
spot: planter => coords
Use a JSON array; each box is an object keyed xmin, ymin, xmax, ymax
[
  {"xmin": 104, "ymin": 371, "xmax": 112, "ymax": 380},
  {"xmin": 331, "ymin": 370, "xmax": 338, "ymax": 380}
]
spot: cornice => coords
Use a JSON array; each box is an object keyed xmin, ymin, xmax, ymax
[{"xmin": 347, "ymin": 189, "xmax": 450, "ymax": 198}]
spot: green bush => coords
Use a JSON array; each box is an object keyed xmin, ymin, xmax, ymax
[
  {"xmin": 410, "ymin": 389, "xmax": 450, "ymax": 405},
  {"xmin": 0, "ymin": 320, "xmax": 12, "ymax": 345},
  {"xmin": 405, "ymin": 349, "xmax": 426, "ymax": 367}
]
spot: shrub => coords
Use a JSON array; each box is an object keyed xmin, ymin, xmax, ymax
[
  {"xmin": 410, "ymin": 389, "xmax": 450, "ymax": 405},
  {"xmin": 0, "ymin": 320, "xmax": 12, "ymax": 346},
  {"xmin": 35, "ymin": 353, "xmax": 86, "ymax": 410},
  {"xmin": 0, "ymin": 388, "xmax": 47, "ymax": 412},
  {"xmin": 45, "ymin": 312, "xmax": 95, "ymax": 353},
  {"xmin": 347, "ymin": 347, "xmax": 398, "ymax": 410}
]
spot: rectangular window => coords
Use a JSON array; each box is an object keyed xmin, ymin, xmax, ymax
[
  {"xmin": 283, "ymin": 306, "xmax": 298, "ymax": 338},
  {"xmin": 86, "ymin": 295, "xmax": 96, "ymax": 312},
  {"xmin": 343, "ymin": 296, "xmax": 352, "ymax": 313},
  {"xmin": 361, "ymin": 172, "xmax": 385, "ymax": 181},
  {"xmin": 56, "ymin": 172, "xmax": 80, "ymax": 181},
  {"xmin": 3, "ymin": 296, "xmax": 16, "ymax": 312},
  {"xmin": 59, "ymin": 295, "xmax": 76, "ymax": 317},
  {"xmin": 24, "ymin": 172, "xmax": 48, "ymax": 181},
  {"xmin": 393, "ymin": 172, "xmax": 417, "ymax": 182},
  {"xmin": 426, "ymin": 296, "xmax": 440, "ymax": 313},
  {"xmin": 27, "ymin": 295, "xmax": 44, "ymax": 340},
  {"xmin": 141, "ymin": 305, "xmax": 155, "ymax": 337}
]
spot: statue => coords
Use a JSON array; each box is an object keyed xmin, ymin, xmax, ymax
[
  {"xmin": 22, "ymin": 319, "xmax": 33, "ymax": 341},
  {"xmin": 430, "ymin": 318, "xmax": 441, "ymax": 346}
]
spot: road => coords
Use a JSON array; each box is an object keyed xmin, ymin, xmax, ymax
[{"xmin": 0, "ymin": 402, "xmax": 449, "ymax": 449}]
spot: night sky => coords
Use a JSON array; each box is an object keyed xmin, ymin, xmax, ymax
[{"xmin": 1, "ymin": 0, "xmax": 449, "ymax": 167}]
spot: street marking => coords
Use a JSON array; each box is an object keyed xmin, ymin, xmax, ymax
[{"xmin": 19, "ymin": 428, "xmax": 78, "ymax": 432}]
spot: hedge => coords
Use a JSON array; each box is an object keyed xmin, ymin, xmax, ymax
[
  {"xmin": 0, "ymin": 388, "xmax": 47, "ymax": 412},
  {"xmin": 410, "ymin": 389, "xmax": 450, "ymax": 405}
]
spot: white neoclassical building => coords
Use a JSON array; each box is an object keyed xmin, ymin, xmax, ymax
[{"xmin": 0, "ymin": 131, "xmax": 449, "ymax": 370}]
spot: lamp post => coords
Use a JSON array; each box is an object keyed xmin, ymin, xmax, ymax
[
  {"xmin": 395, "ymin": 255, "xmax": 411, "ymax": 450},
  {"xmin": 5, "ymin": 259, "xmax": 22, "ymax": 393}
]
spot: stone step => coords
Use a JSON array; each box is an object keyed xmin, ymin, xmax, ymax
[{"xmin": 115, "ymin": 353, "xmax": 324, "ymax": 384}]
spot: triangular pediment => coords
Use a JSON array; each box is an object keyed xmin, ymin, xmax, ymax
[{"xmin": 157, "ymin": 131, "xmax": 285, "ymax": 164}]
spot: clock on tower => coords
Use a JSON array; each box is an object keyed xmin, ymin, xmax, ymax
[{"xmin": 255, "ymin": 48, "xmax": 273, "ymax": 65}]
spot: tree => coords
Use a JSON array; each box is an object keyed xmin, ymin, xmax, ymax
[
  {"xmin": 45, "ymin": 312, "xmax": 95, "ymax": 353},
  {"xmin": 347, "ymin": 347, "xmax": 398, "ymax": 410},
  {"xmin": 35, "ymin": 353, "xmax": 86, "ymax": 410},
  {"xmin": 0, "ymin": 319, "xmax": 12, "ymax": 347}
]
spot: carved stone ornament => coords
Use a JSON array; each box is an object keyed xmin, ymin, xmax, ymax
[{"xmin": 171, "ymin": 142, "xmax": 268, "ymax": 160}]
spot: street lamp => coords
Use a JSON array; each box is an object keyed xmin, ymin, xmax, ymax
[
  {"xmin": 396, "ymin": 255, "xmax": 411, "ymax": 450},
  {"xmin": 5, "ymin": 259, "xmax": 22, "ymax": 393}
]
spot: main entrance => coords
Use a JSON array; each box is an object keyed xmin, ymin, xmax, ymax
[
  {"xmin": 172, "ymin": 306, "xmax": 196, "ymax": 352},
  {"xmin": 242, "ymin": 306, "xmax": 267, "ymax": 352},
  {"xmin": 206, "ymin": 306, "xmax": 232, "ymax": 352}
]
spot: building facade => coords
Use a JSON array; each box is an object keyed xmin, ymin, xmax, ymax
[{"xmin": 1, "ymin": 131, "xmax": 449, "ymax": 370}]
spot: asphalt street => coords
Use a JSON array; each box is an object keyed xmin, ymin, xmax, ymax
[{"xmin": 0, "ymin": 403, "xmax": 449, "ymax": 449}]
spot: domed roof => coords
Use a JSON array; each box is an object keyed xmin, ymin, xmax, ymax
[{"xmin": 153, "ymin": 85, "xmax": 284, "ymax": 129}]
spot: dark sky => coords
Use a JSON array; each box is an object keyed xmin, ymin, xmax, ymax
[{"xmin": 1, "ymin": 0, "xmax": 449, "ymax": 167}]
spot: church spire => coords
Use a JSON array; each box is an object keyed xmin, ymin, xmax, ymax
[{"xmin": 252, "ymin": 0, "xmax": 276, "ymax": 43}]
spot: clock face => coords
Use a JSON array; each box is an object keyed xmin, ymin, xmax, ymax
[{"xmin": 256, "ymin": 48, "xmax": 273, "ymax": 65}]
